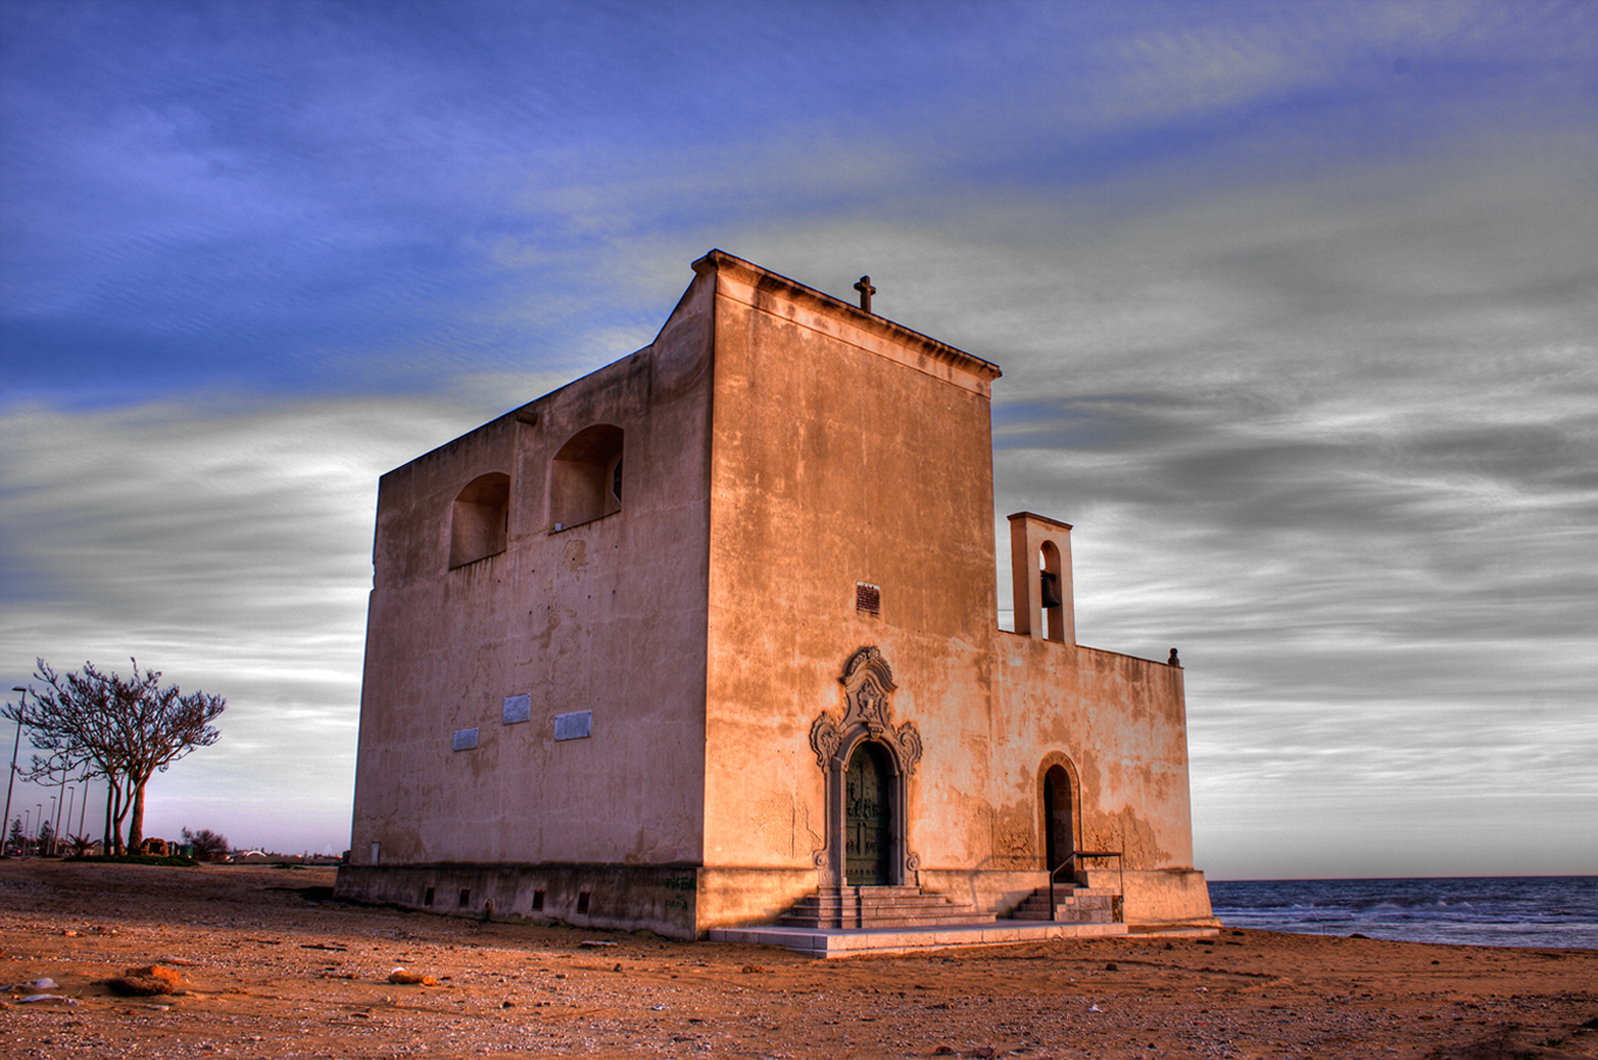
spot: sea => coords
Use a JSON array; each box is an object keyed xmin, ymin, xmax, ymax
[{"xmin": 1208, "ymin": 876, "xmax": 1598, "ymax": 950}]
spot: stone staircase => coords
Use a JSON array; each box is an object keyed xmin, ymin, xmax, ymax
[
  {"xmin": 779, "ymin": 886, "xmax": 996, "ymax": 929},
  {"xmin": 1010, "ymin": 884, "xmax": 1119, "ymax": 923}
]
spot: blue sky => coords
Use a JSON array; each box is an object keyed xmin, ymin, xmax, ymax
[{"xmin": 2, "ymin": 0, "xmax": 1594, "ymax": 876}]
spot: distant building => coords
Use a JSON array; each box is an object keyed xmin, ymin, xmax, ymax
[{"xmin": 335, "ymin": 251, "xmax": 1216, "ymax": 938}]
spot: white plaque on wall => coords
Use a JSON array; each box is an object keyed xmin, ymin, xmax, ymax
[
  {"xmin": 553, "ymin": 711, "xmax": 592, "ymax": 741},
  {"xmin": 502, "ymin": 694, "xmax": 531, "ymax": 724},
  {"xmin": 452, "ymin": 727, "xmax": 479, "ymax": 751}
]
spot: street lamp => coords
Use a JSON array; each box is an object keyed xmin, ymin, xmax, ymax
[
  {"xmin": 63, "ymin": 787, "xmax": 74, "ymax": 852},
  {"xmin": 77, "ymin": 769, "xmax": 89, "ymax": 839},
  {"xmin": 52, "ymin": 768, "xmax": 67, "ymax": 855},
  {"xmin": 3, "ymin": 687, "xmax": 24, "ymax": 856},
  {"xmin": 46, "ymin": 796, "xmax": 56, "ymax": 856}
]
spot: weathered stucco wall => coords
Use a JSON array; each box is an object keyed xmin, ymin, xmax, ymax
[
  {"xmin": 992, "ymin": 639, "xmax": 1196, "ymax": 871},
  {"xmin": 992, "ymin": 635, "xmax": 1213, "ymax": 924},
  {"xmin": 697, "ymin": 253, "xmax": 1016, "ymax": 929},
  {"xmin": 345, "ymin": 270, "xmax": 717, "ymax": 878}
]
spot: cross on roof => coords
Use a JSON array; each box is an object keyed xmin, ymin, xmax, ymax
[{"xmin": 854, "ymin": 275, "xmax": 877, "ymax": 314}]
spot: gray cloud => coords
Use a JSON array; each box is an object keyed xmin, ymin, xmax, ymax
[
  {"xmin": 0, "ymin": 390, "xmax": 536, "ymax": 852},
  {"xmin": 956, "ymin": 152, "xmax": 1598, "ymax": 876}
]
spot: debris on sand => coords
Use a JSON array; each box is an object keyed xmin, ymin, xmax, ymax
[
  {"xmin": 107, "ymin": 964, "xmax": 190, "ymax": 996},
  {"xmin": 387, "ymin": 967, "xmax": 437, "ymax": 986},
  {"xmin": 107, "ymin": 977, "xmax": 172, "ymax": 997},
  {"xmin": 6, "ymin": 977, "xmax": 60, "ymax": 992}
]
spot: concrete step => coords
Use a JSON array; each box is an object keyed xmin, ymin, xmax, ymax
[
  {"xmin": 780, "ymin": 908, "xmax": 995, "ymax": 927},
  {"xmin": 1008, "ymin": 885, "xmax": 1119, "ymax": 924},
  {"xmin": 1011, "ymin": 908, "xmax": 1114, "ymax": 922},
  {"xmin": 787, "ymin": 897, "xmax": 987, "ymax": 915},
  {"xmin": 778, "ymin": 912, "xmax": 996, "ymax": 928},
  {"xmin": 778, "ymin": 887, "xmax": 995, "ymax": 930}
]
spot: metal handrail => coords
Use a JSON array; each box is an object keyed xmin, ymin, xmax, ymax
[{"xmin": 1046, "ymin": 849, "xmax": 1124, "ymax": 922}]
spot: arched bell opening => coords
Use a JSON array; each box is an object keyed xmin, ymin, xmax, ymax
[{"xmin": 1039, "ymin": 541, "xmax": 1065, "ymax": 642}]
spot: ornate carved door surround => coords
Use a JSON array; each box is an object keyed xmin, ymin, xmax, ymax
[{"xmin": 809, "ymin": 646, "xmax": 923, "ymax": 888}]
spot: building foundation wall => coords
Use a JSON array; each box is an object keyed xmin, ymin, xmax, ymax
[
  {"xmin": 694, "ymin": 866, "xmax": 822, "ymax": 933},
  {"xmin": 1081, "ymin": 867, "xmax": 1219, "ymax": 926},
  {"xmin": 334, "ymin": 862, "xmax": 702, "ymax": 939}
]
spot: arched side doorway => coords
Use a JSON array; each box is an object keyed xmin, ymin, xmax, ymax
[
  {"xmin": 1037, "ymin": 753, "xmax": 1082, "ymax": 875},
  {"xmin": 810, "ymin": 647, "xmax": 924, "ymax": 889}
]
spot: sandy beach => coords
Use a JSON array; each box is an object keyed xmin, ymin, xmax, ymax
[{"xmin": 2, "ymin": 859, "xmax": 1594, "ymax": 1059}]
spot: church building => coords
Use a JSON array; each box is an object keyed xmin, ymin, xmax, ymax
[{"xmin": 335, "ymin": 250, "xmax": 1217, "ymax": 940}]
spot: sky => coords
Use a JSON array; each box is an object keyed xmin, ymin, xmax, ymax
[{"xmin": 1, "ymin": 0, "xmax": 1594, "ymax": 878}]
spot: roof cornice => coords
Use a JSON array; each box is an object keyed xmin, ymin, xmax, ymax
[{"xmin": 692, "ymin": 249, "xmax": 1002, "ymax": 386}]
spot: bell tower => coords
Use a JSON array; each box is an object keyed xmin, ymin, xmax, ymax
[{"xmin": 1008, "ymin": 511, "xmax": 1074, "ymax": 644}]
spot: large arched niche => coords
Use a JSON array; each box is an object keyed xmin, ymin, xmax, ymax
[
  {"xmin": 808, "ymin": 646, "xmax": 923, "ymax": 889},
  {"xmin": 449, "ymin": 472, "xmax": 510, "ymax": 569},
  {"xmin": 549, "ymin": 424, "xmax": 623, "ymax": 530},
  {"xmin": 1036, "ymin": 751, "xmax": 1083, "ymax": 874}
]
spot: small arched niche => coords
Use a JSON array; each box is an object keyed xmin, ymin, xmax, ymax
[
  {"xmin": 550, "ymin": 424, "xmax": 623, "ymax": 531},
  {"xmin": 449, "ymin": 472, "xmax": 510, "ymax": 569}
]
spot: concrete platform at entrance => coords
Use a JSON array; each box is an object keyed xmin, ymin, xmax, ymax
[
  {"xmin": 709, "ymin": 919, "xmax": 1119, "ymax": 958},
  {"xmin": 709, "ymin": 920, "xmax": 1221, "ymax": 958}
]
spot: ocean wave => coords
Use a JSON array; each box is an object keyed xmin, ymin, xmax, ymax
[{"xmin": 1208, "ymin": 877, "xmax": 1598, "ymax": 949}]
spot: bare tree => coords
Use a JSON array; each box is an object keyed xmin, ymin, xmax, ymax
[{"xmin": 4, "ymin": 659, "xmax": 224, "ymax": 856}]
